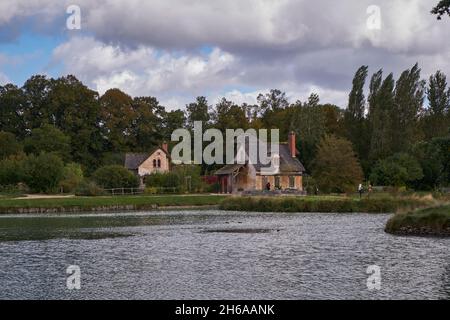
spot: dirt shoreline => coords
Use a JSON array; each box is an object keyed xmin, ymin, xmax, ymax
[{"xmin": 385, "ymin": 226, "xmax": 450, "ymax": 237}]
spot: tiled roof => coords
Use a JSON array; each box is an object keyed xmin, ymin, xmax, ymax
[
  {"xmin": 124, "ymin": 146, "xmax": 169, "ymax": 169},
  {"xmin": 124, "ymin": 153, "xmax": 151, "ymax": 170},
  {"xmin": 216, "ymin": 139, "xmax": 305, "ymax": 175}
]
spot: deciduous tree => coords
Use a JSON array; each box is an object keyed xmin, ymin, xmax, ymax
[
  {"xmin": 100, "ymin": 88, "xmax": 135, "ymax": 152},
  {"xmin": 131, "ymin": 96, "xmax": 164, "ymax": 151},
  {"xmin": 0, "ymin": 131, "xmax": 22, "ymax": 160},
  {"xmin": 24, "ymin": 124, "xmax": 71, "ymax": 162},
  {"xmin": 212, "ymin": 98, "xmax": 249, "ymax": 132},
  {"xmin": 370, "ymin": 153, "xmax": 423, "ymax": 188},
  {"xmin": 92, "ymin": 165, "xmax": 139, "ymax": 189},
  {"xmin": 291, "ymin": 94, "xmax": 326, "ymax": 169},
  {"xmin": 432, "ymin": 0, "xmax": 450, "ymax": 19},
  {"xmin": 23, "ymin": 153, "xmax": 65, "ymax": 193},
  {"xmin": 48, "ymin": 75, "xmax": 104, "ymax": 171},
  {"xmin": 312, "ymin": 135, "xmax": 364, "ymax": 193},
  {"xmin": 186, "ymin": 96, "xmax": 210, "ymax": 129},
  {"xmin": 0, "ymin": 84, "xmax": 26, "ymax": 137}
]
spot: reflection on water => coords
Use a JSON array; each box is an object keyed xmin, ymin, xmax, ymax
[{"xmin": 0, "ymin": 210, "xmax": 449, "ymax": 300}]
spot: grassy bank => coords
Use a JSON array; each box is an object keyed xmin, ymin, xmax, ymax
[
  {"xmin": 385, "ymin": 205, "xmax": 450, "ymax": 237},
  {"xmin": 219, "ymin": 195, "xmax": 436, "ymax": 213},
  {"xmin": 0, "ymin": 193, "xmax": 444, "ymax": 215},
  {"xmin": 0, "ymin": 194, "xmax": 227, "ymax": 214}
]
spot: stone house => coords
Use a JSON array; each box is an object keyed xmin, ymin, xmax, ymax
[
  {"xmin": 215, "ymin": 132, "xmax": 305, "ymax": 194},
  {"xmin": 124, "ymin": 143, "xmax": 170, "ymax": 186}
]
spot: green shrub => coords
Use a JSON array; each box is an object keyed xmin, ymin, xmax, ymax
[
  {"xmin": 0, "ymin": 184, "xmax": 27, "ymax": 196},
  {"xmin": 23, "ymin": 125, "xmax": 71, "ymax": 161},
  {"xmin": 219, "ymin": 196, "xmax": 433, "ymax": 213},
  {"xmin": 101, "ymin": 152, "xmax": 125, "ymax": 166},
  {"xmin": 146, "ymin": 172, "xmax": 180, "ymax": 189},
  {"xmin": 75, "ymin": 180, "xmax": 105, "ymax": 197},
  {"xmin": 144, "ymin": 187, "xmax": 158, "ymax": 195},
  {"xmin": 205, "ymin": 182, "xmax": 220, "ymax": 193},
  {"xmin": 92, "ymin": 165, "xmax": 139, "ymax": 189},
  {"xmin": 0, "ymin": 131, "xmax": 22, "ymax": 160},
  {"xmin": 59, "ymin": 163, "xmax": 84, "ymax": 193},
  {"xmin": 145, "ymin": 165, "xmax": 207, "ymax": 193},
  {"xmin": 303, "ymin": 176, "xmax": 319, "ymax": 195},
  {"xmin": 0, "ymin": 155, "xmax": 25, "ymax": 186},
  {"xmin": 370, "ymin": 153, "xmax": 423, "ymax": 188},
  {"xmin": 23, "ymin": 153, "xmax": 64, "ymax": 193}
]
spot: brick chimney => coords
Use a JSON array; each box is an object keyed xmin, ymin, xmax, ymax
[
  {"xmin": 162, "ymin": 142, "xmax": 169, "ymax": 153},
  {"xmin": 288, "ymin": 132, "xmax": 296, "ymax": 157}
]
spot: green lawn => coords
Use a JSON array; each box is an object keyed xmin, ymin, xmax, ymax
[
  {"xmin": 0, "ymin": 194, "xmax": 228, "ymax": 213},
  {"xmin": 0, "ymin": 192, "xmax": 443, "ymax": 215}
]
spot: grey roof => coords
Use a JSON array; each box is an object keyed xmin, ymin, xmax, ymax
[
  {"xmin": 125, "ymin": 146, "xmax": 169, "ymax": 170},
  {"xmin": 215, "ymin": 164, "xmax": 245, "ymax": 175},
  {"xmin": 124, "ymin": 153, "xmax": 151, "ymax": 170},
  {"xmin": 215, "ymin": 139, "xmax": 305, "ymax": 175},
  {"xmin": 276, "ymin": 144, "xmax": 305, "ymax": 173}
]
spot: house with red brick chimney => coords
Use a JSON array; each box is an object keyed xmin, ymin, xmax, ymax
[
  {"xmin": 124, "ymin": 143, "xmax": 170, "ymax": 187},
  {"xmin": 215, "ymin": 132, "xmax": 305, "ymax": 194}
]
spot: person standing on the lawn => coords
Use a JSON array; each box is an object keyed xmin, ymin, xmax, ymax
[{"xmin": 358, "ymin": 183, "xmax": 364, "ymax": 199}]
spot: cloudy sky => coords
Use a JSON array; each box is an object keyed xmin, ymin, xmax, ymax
[{"xmin": 0, "ymin": 0, "xmax": 449, "ymax": 109}]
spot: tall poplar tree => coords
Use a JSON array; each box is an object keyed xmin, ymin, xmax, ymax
[
  {"xmin": 392, "ymin": 63, "xmax": 426, "ymax": 152},
  {"xmin": 369, "ymin": 73, "xmax": 395, "ymax": 162},
  {"xmin": 423, "ymin": 70, "xmax": 450, "ymax": 139},
  {"xmin": 344, "ymin": 66, "xmax": 369, "ymax": 171},
  {"xmin": 186, "ymin": 96, "xmax": 210, "ymax": 129}
]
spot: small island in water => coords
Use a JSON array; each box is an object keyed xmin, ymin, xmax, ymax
[{"xmin": 386, "ymin": 204, "xmax": 450, "ymax": 237}]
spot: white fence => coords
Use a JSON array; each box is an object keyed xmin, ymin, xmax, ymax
[
  {"xmin": 103, "ymin": 188, "xmax": 144, "ymax": 196},
  {"xmin": 103, "ymin": 187, "xmax": 180, "ymax": 196}
]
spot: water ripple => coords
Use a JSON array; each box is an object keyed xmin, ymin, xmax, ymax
[{"xmin": 0, "ymin": 210, "xmax": 449, "ymax": 300}]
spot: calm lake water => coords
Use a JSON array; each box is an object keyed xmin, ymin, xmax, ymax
[{"xmin": 0, "ymin": 210, "xmax": 449, "ymax": 300}]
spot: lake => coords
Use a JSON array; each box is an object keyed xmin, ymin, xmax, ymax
[{"xmin": 0, "ymin": 210, "xmax": 449, "ymax": 300}]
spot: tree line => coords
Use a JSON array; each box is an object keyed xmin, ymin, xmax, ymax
[{"xmin": 0, "ymin": 63, "xmax": 449, "ymax": 194}]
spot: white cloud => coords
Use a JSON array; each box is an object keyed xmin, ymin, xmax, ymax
[
  {"xmin": 52, "ymin": 36, "xmax": 236, "ymax": 96},
  {"xmin": 0, "ymin": 0, "xmax": 67, "ymax": 27},
  {"xmin": 218, "ymin": 90, "xmax": 263, "ymax": 106},
  {"xmin": 2, "ymin": 0, "xmax": 450, "ymax": 110},
  {"xmin": 215, "ymin": 85, "xmax": 348, "ymax": 108},
  {"xmin": 3, "ymin": 1, "xmax": 449, "ymax": 54},
  {"xmin": 52, "ymin": 35, "xmax": 351, "ymax": 109}
]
